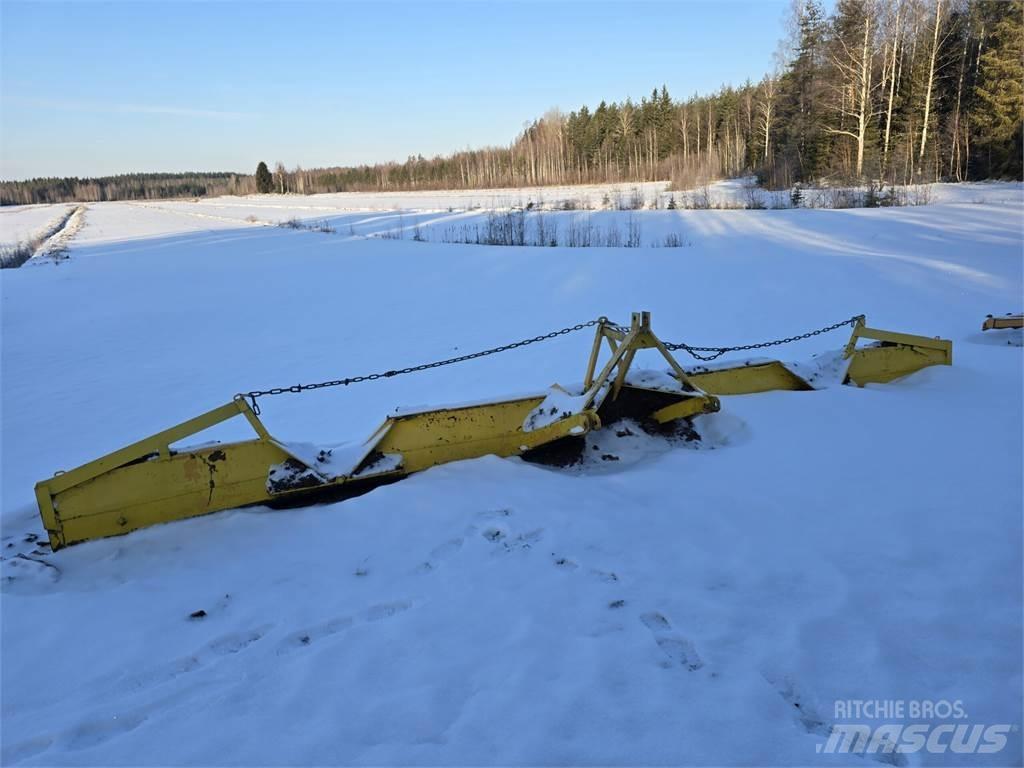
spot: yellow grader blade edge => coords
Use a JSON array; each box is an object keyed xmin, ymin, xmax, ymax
[
  {"xmin": 686, "ymin": 361, "xmax": 815, "ymax": 396},
  {"xmin": 36, "ymin": 394, "xmax": 600, "ymax": 551}
]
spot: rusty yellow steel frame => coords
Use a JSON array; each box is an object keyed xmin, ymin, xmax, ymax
[{"xmin": 36, "ymin": 311, "xmax": 717, "ymax": 551}]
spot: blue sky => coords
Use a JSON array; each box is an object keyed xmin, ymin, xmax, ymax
[{"xmin": 1, "ymin": 1, "xmax": 793, "ymax": 180}]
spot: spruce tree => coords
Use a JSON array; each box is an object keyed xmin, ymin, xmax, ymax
[
  {"xmin": 777, "ymin": 0, "xmax": 829, "ymax": 182},
  {"xmin": 255, "ymin": 161, "xmax": 273, "ymax": 193},
  {"xmin": 972, "ymin": 0, "xmax": 1023, "ymax": 178}
]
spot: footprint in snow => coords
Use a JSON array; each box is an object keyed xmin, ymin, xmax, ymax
[
  {"xmin": 363, "ymin": 600, "xmax": 412, "ymax": 622},
  {"xmin": 640, "ymin": 611, "xmax": 672, "ymax": 631},
  {"xmin": 431, "ymin": 537, "xmax": 464, "ymax": 560},
  {"xmin": 481, "ymin": 527, "xmax": 506, "ymax": 542},
  {"xmin": 278, "ymin": 600, "xmax": 412, "ymax": 654},
  {"xmin": 1, "ymin": 735, "xmax": 55, "ymax": 765},
  {"xmin": 206, "ymin": 627, "xmax": 267, "ymax": 656},
  {"xmin": 552, "ymin": 554, "xmax": 578, "ymax": 570},
  {"xmin": 477, "ymin": 508, "xmax": 513, "ymax": 520},
  {"xmin": 277, "ymin": 616, "xmax": 354, "ymax": 655},
  {"xmin": 107, "ymin": 624, "xmax": 272, "ymax": 694},
  {"xmin": 502, "ymin": 529, "xmax": 543, "ymax": 552},
  {"xmin": 640, "ymin": 612, "xmax": 704, "ymax": 671},
  {"xmin": 761, "ymin": 671, "xmax": 905, "ymax": 767},
  {"xmin": 418, "ymin": 535, "xmax": 465, "ymax": 572},
  {"xmin": 0, "ymin": 554, "xmax": 61, "ymax": 594},
  {"xmin": 64, "ymin": 712, "xmax": 148, "ymax": 752}
]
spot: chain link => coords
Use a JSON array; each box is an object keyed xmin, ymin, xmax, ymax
[
  {"xmin": 241, "ymin": 318, "xmax": 605, "ymax": 413},
  {"xmin": 241, "ymin": 313, "xmax": 865, "ymax": 412},
  {"xmin": 664, "ymin": 315, "xmax": 864, "ymax": 362}
]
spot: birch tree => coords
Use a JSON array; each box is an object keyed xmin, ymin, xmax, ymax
[
  {"xmin": 825, "ymin": 0, "xmax": 877, "ymax": 177},
  {"xmin": 917, "ymin": 0, "xmax": 945, "ymax": 173},
  {"xmin": 757, "ymin": 75, "xmax": 779, "ymax": 160}
]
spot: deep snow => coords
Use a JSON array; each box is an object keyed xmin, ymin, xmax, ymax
[{"xmin": 1, "ymin": 181, "xmax": 1021, "ymax": 766}]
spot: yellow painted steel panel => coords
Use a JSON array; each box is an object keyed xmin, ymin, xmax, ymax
[
  {"xmin": 377, "ymin": 396, "xmax": 596, "ymax": 472},
  {"xmin": 650, "ymin": 394, "xmax": 720, "ymax": 424},
  {"xmin": 982, "ymin": 315, "xmax": 1023, "ymax": 331},
  {"xmin": 43, "ymin": 440, "xmax": 290, "ymax": 549},
  {"xmin": 686, "ymin": 362, "xmax": 814, "ymax": 395},
  {"xmin": 845, "ymin": 343, "xmax": 952, "ymax": 386},
  {"xmin": 38, "ymin": 397, "xmax": 601, "ymax": 550}
]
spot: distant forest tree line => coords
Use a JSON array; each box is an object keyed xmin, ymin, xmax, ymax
[
  {"xmin": 0, "ymin": 172, "xmax": 253, "ymax": 206},
  {"xmin": 3, "ymin": 0, "xmax": 1019, "ymax": 206}
]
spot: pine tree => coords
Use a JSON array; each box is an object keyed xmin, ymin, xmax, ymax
[
  {"xmin": 255, "ymin": 161, "xmax": 273, "ymax": 193},
  {"xmin": 777, "ymin": 0, "xmax": 830, "ymax": 183}
]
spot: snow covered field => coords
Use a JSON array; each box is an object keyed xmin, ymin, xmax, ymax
[
  {"xmin": 1, "ymin": 181, "xmax": 1022, "ymax": 766},
  {"xmin": 0, "ymin": 204, "xmax": 74, "ymax": 247}
]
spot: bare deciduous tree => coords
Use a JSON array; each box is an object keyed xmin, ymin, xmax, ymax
[{"xmin": 757, "ymin": 75, "xmax": 779, "ymax": 159}]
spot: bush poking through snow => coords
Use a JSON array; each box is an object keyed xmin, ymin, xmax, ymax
[
  {"xmin": 431, "ymin": 211, "xmax": 659, "ymax": 248},
  {"xmin": 277, "ymin": 217, "xmax": 337, "ymax": 233},
  {"xmin": 743, "ymin": 185, "xmax": 766, "ymax": 210},
  {"xmin": 691, "ymin": 185, "xmax": 712, "ymax": 210},
  {"xmin": 0, "ymin": 243, "xmax": 34, "ymax": 269},
  {"xmin": 659, "ymin": 233, "xmax": 689, "ymax": 248}
]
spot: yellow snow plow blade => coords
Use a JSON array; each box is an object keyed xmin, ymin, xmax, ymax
[
  {"xmin": 981, "ymin": 313, "xmax": 1023, "ymax": 331},
  {"xmin": 687, "ymin": 361, "xmax": 815, "ymax": 395},
  {"xmin": 842, "ymin": 317, "xmax": 952, "ymax": 386},
  {"xmin": 34, "ymin": 312, "xmax": 949, "ymax": 550},
  {"xmin": 36, "ymin": 312, "xmax": 717, "ymax": 550},
  {"xmin": 678, "ymin": 316, "xmax": 952, "ymax": 395}
]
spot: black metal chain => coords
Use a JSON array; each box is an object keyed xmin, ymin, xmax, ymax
[
  {"xmin": 664, "ymin": 315, "xmax": 865, "ymax": 362},
  {"xmin": 241, "ymin": 318, "xmax": 605, "ymax": 413},
  {"xmin": 241, "ymin": 313, "xmax": 865, "ymax": 413}
]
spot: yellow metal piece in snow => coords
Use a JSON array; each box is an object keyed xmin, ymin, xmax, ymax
[
  {"xmin": 581, "ymin": 312, "xmax": 721, "ymax": 421},
  {"xmin": 36, "ymin": 311, "xmax": 716, "ymax": 550},
  {"xmin": 687, "ymin": 361, "xmax": 814, "ymax": 395},
  {"xmin": 650, "ymin": 395, "xmax": 720, "ymax": 424},
  {"xmin": 34, "ymin": 312, "xmax": 950, "ymax": 550},
  {"xmin": 676, "ymin": 317, "xmax": 951, "ymax": 395},
  {"xmin": 842, "ymin": 317, "xmax": 952, "ymax": 386},
  {"xmin": 982, "ymin": 314, "xmax": 1023, "ymax": 331},
  {"xmin": 368, "ymin": 397, "xmax": 600, "ymax": 476},
  {"xmin": 35, "ymin": 396, "xmax": 599, "ymax": 551}
]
